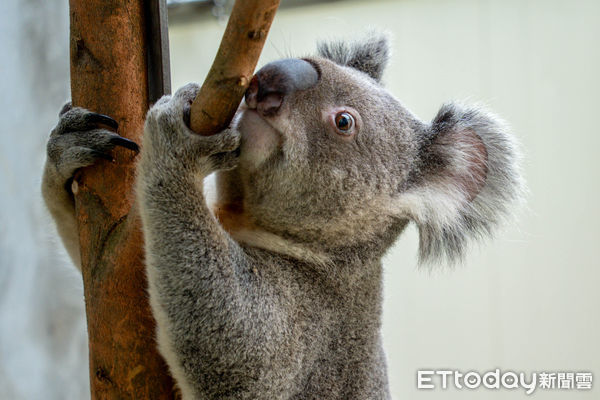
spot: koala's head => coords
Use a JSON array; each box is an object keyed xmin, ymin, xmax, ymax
[{"xmin": 230, "ymin": 34, "xmax": 523, "ymax": 264}]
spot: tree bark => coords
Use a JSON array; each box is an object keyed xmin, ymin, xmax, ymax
[
  {"xmin": 69, "ymin": 0, "xmax": 176, "ymax": 398},
  {"xmin": 190, "ymin": 0, "xmax": 281, "ymax": 135},
  {"xmin": 69, "ymin": 0, "xmax": 279, "ymax": 398}
]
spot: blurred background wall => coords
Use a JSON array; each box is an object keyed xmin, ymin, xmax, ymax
[
  {"xmin": 0, "ymin": 0, "xmax": 89, "ymax": 399},
  {"xmin": 0, "ymin": 0, "xmax": 598, "ymax": 399}
]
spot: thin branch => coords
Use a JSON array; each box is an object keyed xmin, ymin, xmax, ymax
[{"xmin": 190, "ymin": 0, "xmax": 281, "ymax": 135}]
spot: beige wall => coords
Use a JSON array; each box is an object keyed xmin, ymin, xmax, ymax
[{"xmin": 169, "ymin": 1, "xmax": 599, "ymax": 398}]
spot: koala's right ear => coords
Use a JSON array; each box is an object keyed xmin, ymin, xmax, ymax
[
  {"xmin": 395, "ymin": 103, "xmax": 524, "ymax": 265},
  {"xmin": 317, "ymin": 33, "xmax": 390, "ymax": 82}
]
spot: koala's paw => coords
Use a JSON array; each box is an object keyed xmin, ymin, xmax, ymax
[
  {"xmin": 47, "ymin": 103, "xmax": 139, "ymax": 182},
  {"xmin": 143, "ymin": 83, "xmax": 241, "ymax": 174}
]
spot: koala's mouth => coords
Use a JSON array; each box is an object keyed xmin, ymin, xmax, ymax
[
  {"xmin": 236, "ymin": 108, "xmax": 283, "ymax": 165},
  {"xmin": 238, "ymin": 108, "xmax": 282, "ymax": 136}
]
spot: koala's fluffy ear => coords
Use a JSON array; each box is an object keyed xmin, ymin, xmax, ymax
[
  {"xmin": 317, "ymin": 33, "xmax": 390, "ymax": 82},
  {"xmin": 397, "ymin": 103, "xmax": 523, "ymax": 264}
]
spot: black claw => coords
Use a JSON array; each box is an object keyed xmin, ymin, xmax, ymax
[
  {"xmin": 183, "ymin": 101, "xmax": 192, "ymax": 129},
  {"xmin": 91, "ymin": 150, "xmax": 114, "ymax": 162},
  {"xmin": 86, "ymin": 112, "xmax": 119, "ymax": 130},
  {"xmin": 109, "ymin": 136, "xmax": 140, "ymax": 153},
  {"xmin": 59, "ymin": 102, "xmax": 72, "ymax": 117}
]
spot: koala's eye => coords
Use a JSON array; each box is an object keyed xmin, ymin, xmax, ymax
[
  {"xmin": 325, "ymin": 107, "xmax": 360, "ymax": 138},
  {"xmin": 334, "ymin": 112, "xmax": 355, "ymax": 134}
]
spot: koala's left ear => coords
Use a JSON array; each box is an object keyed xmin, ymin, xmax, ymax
[
  {"xmin": 396, "ymin": 103, "xmax": 524, "ymax": 264},
  {"xmin": 317, "ymin": 33, "xmax": 390, "ymax": 82}
]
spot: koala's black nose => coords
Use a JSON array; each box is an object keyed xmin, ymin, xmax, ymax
[{"xmin": 245, "ymin": 58, "xmax": 319, "ymax": 116}]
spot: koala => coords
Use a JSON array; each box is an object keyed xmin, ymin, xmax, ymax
[{"xmin": 43, "ymin": 34, "xmax": 522, "ymax": 399}]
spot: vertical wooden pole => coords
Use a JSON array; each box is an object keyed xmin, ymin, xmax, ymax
[
  {"xmin": 68, "ymin": 0, "xmax": 280, "ymax": 397},
  {"xmin": 69, "ymin": 0, "xmax": 176, "ymax": 398}
]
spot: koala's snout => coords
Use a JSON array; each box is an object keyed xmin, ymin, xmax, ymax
[{"xmin": 245, "ymin": 59, "xmax": 319, "ymax": 117}]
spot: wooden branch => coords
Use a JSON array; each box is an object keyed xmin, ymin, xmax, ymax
[
  {"xmin": 69, "ymin": 0, "xmax": 176, "ymax": 398},
  {"xmin": 190, "ymin": 0, "xmax": 281, "ymax": 135}
]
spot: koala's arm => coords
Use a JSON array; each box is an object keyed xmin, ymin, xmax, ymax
[
  {"xmin": 42, "ymin": 161, "xmax": 81, "ymax": 267},
  {"xmin": 136, "ymin": 84, "xmax": 267, "ymax": 397},
  {"xmin": 41, "ymin": 104, "xmax": 138, "ymax": 269}
]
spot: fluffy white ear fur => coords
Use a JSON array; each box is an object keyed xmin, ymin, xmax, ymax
[
  {"xmin": 394, "ymin": 103, "xmax": 524, "ymax": 264},
  {"xmin": 317, "ymin": 32, "xmax": 390, "ymax": 82}
]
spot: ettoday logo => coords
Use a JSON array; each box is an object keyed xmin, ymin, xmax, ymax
[{"xmin": 417, "ymin": 369, "xmax": 593, "ymax": 395}]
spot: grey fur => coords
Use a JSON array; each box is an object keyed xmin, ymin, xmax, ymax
[
  {"xmin": 317, "ymin": 33, "xmax": 390, "ymax": 82},
  {"xmin": 42, "ymin": 35, "xmax": 523, "ymax": 399}
]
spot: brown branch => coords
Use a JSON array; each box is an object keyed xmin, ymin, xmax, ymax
[
  {"xmin": 190, "ymin": 0, "xmax": 281, "ymax": 135},
  {"xmin": 69, "ymin": 0, "xmax": 176, "ymax": 398}
]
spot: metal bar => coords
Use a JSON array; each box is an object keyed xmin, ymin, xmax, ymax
[{"xmin": 146, "ymin": 0, "xmax": 172, "ymax": 103}]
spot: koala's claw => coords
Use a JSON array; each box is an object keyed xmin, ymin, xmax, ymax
[
  {"xmin": 58, "ymin": 102, "xmax": 118, "ymax": 131},
  {"xmin": 109, "ymin": 135, "xmax": 140, "ymax": 153},
  {"xmin": 59, "ymin": 101, "xmax": 72, "ymax": 117},
  {"xmin": 84, "ymin": 112, "xmax": 119, "ymax": 131},
  {"xmin": 182, "ymin": 101, "xmax": 193, "ymax": 129},
  {"xmin": 89, "ymin": 149, "xmax": 115, "ymax": 162},
  {"xmin": 54, "ymin": 107, "xmax": 120, "ymax": 136},
  {"xmin": 47, "ymin": 105, "xmax": 139, "ymax": 182}
]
